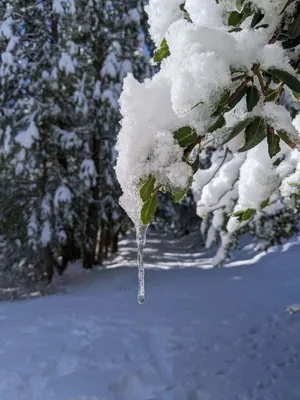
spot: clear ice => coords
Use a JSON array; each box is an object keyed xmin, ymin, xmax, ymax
[{"xmin": 136, "ymin": 224, "xmax": 148, "ymax": 304}]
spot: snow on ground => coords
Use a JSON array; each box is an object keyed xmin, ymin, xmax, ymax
[{"xmin": 0, "ymin": 232, "xmax": 300, "ymax": 400}]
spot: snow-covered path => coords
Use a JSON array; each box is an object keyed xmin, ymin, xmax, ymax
[{"xmin": 0, "ymin": 233, "xmax": 300, "ymax": 400}]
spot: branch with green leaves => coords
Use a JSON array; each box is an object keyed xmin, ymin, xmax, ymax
[{"xmin": 136, "ymin": 0, "xmax": 300, "ymax": 226}]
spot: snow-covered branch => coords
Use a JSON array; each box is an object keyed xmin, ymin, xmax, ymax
[{"xmin": 116, "ymin": 0, "xmax": 300, "ymax": 231}]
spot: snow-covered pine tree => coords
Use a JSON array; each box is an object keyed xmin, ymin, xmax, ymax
[
  {"xmin": 116, "ymin": 0, "xmax": 300, "ymax": 261},
  {"xmin": 0, "ymin": 0, "xmax": 86, "ymax": 285},
  {"xmin": 0, "ymin": 1, "xmax": 44, "ymax": 285},
  {"xmin": 71, "ymin": 0, "xmax": 151, "ymax": 268},
  {"xmin": 0, "ymin": 0, "xmax": 151, "ymax": 283}
]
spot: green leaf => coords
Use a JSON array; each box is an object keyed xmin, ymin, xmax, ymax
[
  {"xmin": 174, "ymin": 126, "xmax": 197, "ymax": 147},
  {"xmin": 153, "ymin": 38, "xmax": 170, "ymax": 63},
  {"xmin": 288, "ymin": 12, "xmax": 300, "ymax": 39},
  {"xmin": 228, "ymin": 11, "xmax": 243, "ymax": 26},
  {"xmin": 242, "ymin": 208, "xmax": 255, "ymax": 221},
  {"xmin": 282, "ymin": 35, "xmax": 300, "ymax": 49},
  {"xmin": 227, "ymin": 86, "xmax": 248, "ymax": 110},
  {"xmin": 230, "ymin": 210, "xmax": 244, "ymax": 223},
  {"xmin": 260, "ymin": 198, "xmax": 269, "ymax": 209},
  {"xmin": 219, "ymin": 89, "xmax": 231, "ymax": 105},
  {"xmin": 212, "ymin": 88, "xmax": 231, "ymax": 116},
  {"xmin": 228, "ymin": 27, "xmax": 242, "ymax": 33},
  {"xmin": 267, "ymin": 130, "xmax": 281, "ymax": 158},
  {"xmin": 246, "ymin": 85, "xmax": 260, "ymax": 111},
  {"xmin": 189, "ymin": 143, "xmax": 201, "ymax": 174},
  {"xmin": 188, "ymin": 100, "xmax": 204, "ymax": 112},
  {"xmin": 222, "ymin": 117, "xmax": 254, "ymax": 145},
  {"xmin": 231, "ymin": 210, "xmax": 244, "ymax": 217},
  {"xmin": 191, "ymin": 154, "xmax": 200, "ymax": 174},
  {"xmin": 139, "ymin": 174, "xmax": 155, "ymax": 202},
  {"xmin": 250, "ymin": 10, "xmax": 264, "ymax": 28},
  {"xmin": 273, "ymin": 157, "xmax": 283, "ymax": 166},
  {"xmin": 288, "ymin": 182, "xmax": 300, "ymax": 188},
  {"xmin": 267, "ymin": 68, "xmax": 300, "ymax": 94},
  {"xmin": 141, "ymin": 196, "xmax": 158, "ymax": 225},
  {"xmin": 240, "ymin": 3, "xmax": 253, "ymax": 23},
  {"xmin": 231, "ymin": 208, "xmax": 255, "ymax": 223},
  {"xmin": 238, "ymin": 117, "xmax": 267, "ymax": 152},
  {"xmin": 277, "ymin": 129, "xmax": 296, "ymax": 149},
  {"xmin": 266, "ymin": 87, "xmax": 279, "ymax": 102},
  {"xmin": 172, "ymin": 177, "xmax": 193, "ymax": 203},
  {"xmin": 173, "ymin": 187, "xmax": 189, "ymax": 203},
  {"xmin": 207, "ymin": 116, "xmax": 226, "ymax": 133}
]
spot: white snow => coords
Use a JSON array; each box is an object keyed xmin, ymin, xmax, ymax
[
  {"xmin": 59, "ymin": 52, "xmax": 75, "ymax": 75},
  {"xmin": 146, "ymin": 0, "xmax": 183, "ymax": 46},
  {"xmin": 101, "ymin": 54, "xmax": 117, "ymax": 79},
  {"xmin": 102, "ymin": 89, "xmax": 118, "ymax": 110},
  {"xmin": 185, "ymin": 0, "xmax": 223, "ymax": 28},
  {"xmin": 80, "ymin": 159, "xmax": 97, "ymax": 188},
  {"xmin": 3, "ymin": 126, "xmax": 11, "ymax": 153},
  {"xmin": 0, "ymin": 17, "xmax": 13, "ymax": 39},
  {"xmin": 120, "ymin": 60, "xmax": 132, "ymax": 80},
  {"xmin": 40, "ymin": 221, "xmax": 51, "ymax": 246},
  {"xmin": 116, "ymin": 73, "xmax": 193, "ymax": 224},
  {"xmin": 263, "ymin": 103, "xmax": 300, "ymax": 145},
  {"xmin": 54, "ymin": 186, "xmax": 72, "ymax": 208},
  {"xmin": 128, "ymin": 8, "xmax": 141, "ymax": 24},
  {"xmin": 116, "ymin": 0, "xmax": 299, "ymax": 225},
  {"xmin": 15, "ymin": 119, "xmax": 39, "ymax": 149},
  {"xmin": 0, "ymin": 52, "xmax": 14, "ymax": 77},
  {"xmin": 1, "ymin": 232, "xmax": 300, "ymax": 400},
  {"xmin": 55, "ymin": 129, "xmax": 81, "ymax": 150},
  {"xmin": 53, "ymin": 0, "xmax": 76, "ymax": 14},
  {"xmin": 93, "ymin": 81, "xmax": 101, "ymax": 100}
]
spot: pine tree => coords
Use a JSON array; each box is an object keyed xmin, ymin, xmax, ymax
[
  {"xmin": 71, "ymin": 0, "xmax": 151, "ymax": 268},
  {"xmin": 0, "ymin": 0, "xmax": 85, "ymax": 285},
  {"xmin": 0, "ymin": 0, "xmax": 151, "ymax": 286}
]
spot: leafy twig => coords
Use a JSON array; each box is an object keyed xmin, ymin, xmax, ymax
[
  {"xmin": 183, "ymin": 135, "xmax": 203, "ymax": 161},
  {"xmin": 252, "ymin": 63, "xmax": 266, "ymax": 99},
  {"xmin": 227, "ymin": 78, "xmax": 251, "ymax": 106}
]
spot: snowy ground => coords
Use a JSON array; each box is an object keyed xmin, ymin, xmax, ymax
[{"xmin": 0, "ymin": 232, "xmax": 300, "ymax": 400}]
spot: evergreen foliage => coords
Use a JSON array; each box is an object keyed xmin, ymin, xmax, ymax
[
  {"xmin": 0, "ymin": 0, "xmax": 150, "ymax": 287},
  {"xmin": 116, "ymin": 0, "xmax": 300, "ymax": 264}
]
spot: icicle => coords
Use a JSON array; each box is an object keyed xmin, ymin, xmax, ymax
[{"xmin": 135, "ymin": 223, "xmax": 148, "ymax": 304}]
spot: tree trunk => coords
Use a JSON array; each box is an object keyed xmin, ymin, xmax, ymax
[
  {"xmin": 97, "ymin": 222, "xmax": 106, "ymax": 265},
  {"xmin": 111, "ymin": 230, "xmax": 119, "ymax": 253},
  {"xmin": 43, "ymin": 245, "xmax": 55, "ymax": 283}
]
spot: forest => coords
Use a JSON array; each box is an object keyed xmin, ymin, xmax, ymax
[
  {"xmin": 1, "ymin": 0, "xmax": 300, "ymax": 292},
  {"xmin": 1, "ymin": 1, "xmax": 300, "ymax": 398}
]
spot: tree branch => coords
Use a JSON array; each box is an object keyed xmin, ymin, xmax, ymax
[
  {"xmin": 252, "ymin": 63, "xmax": 267, "ymax": 99},
  {"xmin": 227, "ymin": 78, "xmax": 251, "ymax": 106}
]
